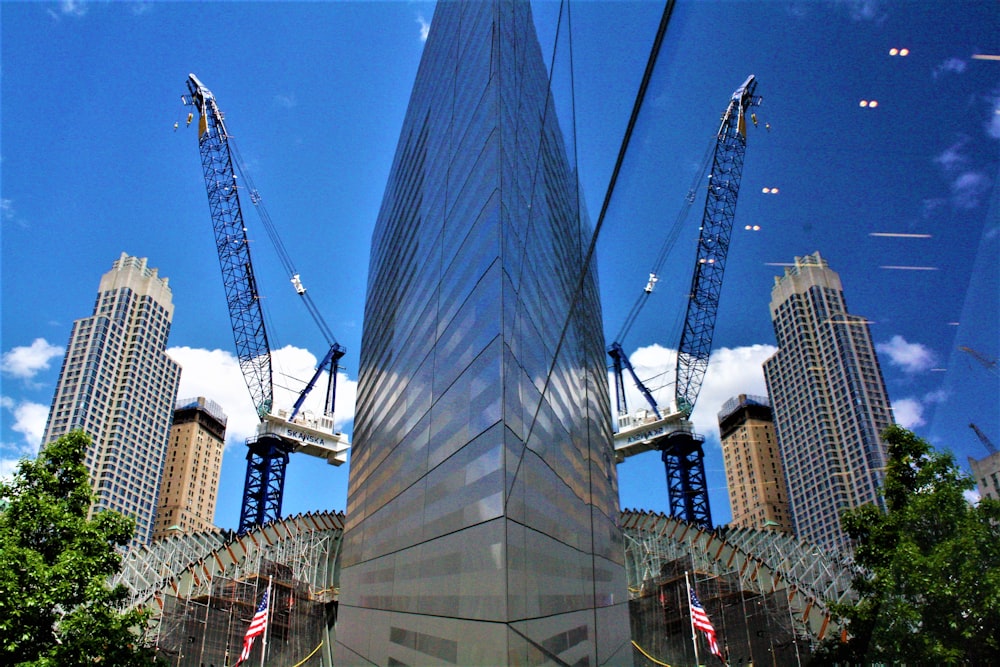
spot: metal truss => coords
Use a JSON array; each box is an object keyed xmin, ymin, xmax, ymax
[
  {"xmin": 114, "ymin": 510, "xmax": 345, "ymax": 611},
  {"xmin": 620, "ymin": 509, "xmax": 853, "ymax": 643}
]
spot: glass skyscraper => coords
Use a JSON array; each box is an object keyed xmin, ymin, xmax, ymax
[
  {"xmin": 763, "ymin": 252, "xmax": 893, "ymax": 552},
  {"xmin": 42, "ymin": 253, "xmax": 181, "ymax": 545},
  {"xmin": 336, "ymin": 1, "xmax": 631, "ymax": 664}
]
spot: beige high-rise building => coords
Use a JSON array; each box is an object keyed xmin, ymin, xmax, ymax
[
  {"xmin": 152, "ymin": 397, "xmax": 227, "ymax": 540},
  {"xmin": 763, "ymin": 252, "xmax": 894, "ymax": 552},
  {"xmin": 969, "ymin": 450, "xmax": 1000, "ymax": 503},
  {"xmin": 43, "ymin": 253, "xmax": 182, "ymax": 545},
  {"xmin": 718, "ymin": 394, "xmax": 792, "ymax": 533}
]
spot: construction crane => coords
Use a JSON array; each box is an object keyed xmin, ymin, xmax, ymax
[
  {"xmin": 609, "ymin": 75, "xmax": 761, "ymax": 528},
  {"xmin": 183, "ymin": 73, "xmax": 349, "ymax": 534},
  {"xmin": 970, "ymin": 423, "xmax": 998, "ymax": 456}
]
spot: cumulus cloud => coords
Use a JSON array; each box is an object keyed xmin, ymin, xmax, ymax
[
  {"xmin": 0, "ymin": 396, "xmax": 49, "ymax": 457},
  {"xmin": 891, "ymin": 397, "xmax": 926, "ymax": 429},
  {"xmin": 417, "ymin": 14, "xmax": 431, "ymax": 42},
  {"xmin": 1, "ymin": 338, "xmax": 65, "ymax": 382},
  {"xmin": 933, "ymin": 57, "xmax": 966, "ymax": 79},
  {"xmin": 167, "ymin": 345, "xmax": 357, "ymax": 448},
  {"xmin": 876, "ymin": 335, "xmax": 936, "ymax": 373},
  {"xmin": 47, "ymin": 0, "xmax": 88, "ymax": 19},
  {"xmin": 609, "ymin": 343, "xmax": 777, "ymax": 442},
  {"xmin": 274, "ymin": 93, "xmax": 297, "ymax": 109},
  {"xmin": 934, "ymin": 138, "xmax": 970, "ymax": 172},
  {"xmin": 844, "ymin": 0, "xmax": 885, "ymax": 23},
  {"xmin": 950, "ymin": 171, "xmax": 992, "ymax": 210}
]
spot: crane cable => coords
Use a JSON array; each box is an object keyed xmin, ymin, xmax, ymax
[
  {"xmin": 612, "ymin": 133, "xmax": 716, "ymax": 346},
  {"xmin": 229, "ymin": 139, "xmax": 339, "ymax": 347}
]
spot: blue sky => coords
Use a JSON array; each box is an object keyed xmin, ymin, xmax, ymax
[{"xmin": 2, "ymin": 0, "xmax": 997, "ymax": 531}]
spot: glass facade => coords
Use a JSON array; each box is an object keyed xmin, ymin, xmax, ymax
[{"xmin": 336, "ymin": 1, "xmax": 630, "ymax": 664}]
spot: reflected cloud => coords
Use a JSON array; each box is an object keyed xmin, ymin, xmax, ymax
[
  {"xmin": 877, "ymin": 334, "xmax": 936, "ymax": 373},
  {"xmin": 950, "ymin": 171, "xmax": 991, "ymax": 209},
  {"xmin": 933, "ymin": 57, "xmax": 967, "ymax": 79}
]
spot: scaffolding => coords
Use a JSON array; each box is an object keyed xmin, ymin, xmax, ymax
[
  {"xmin": 115, "ymin": 511, "xmax": 344, "ymax": 666},
  {"xmin": 621, "ymin": 510, "xmax": 852, "ymax": 665}
]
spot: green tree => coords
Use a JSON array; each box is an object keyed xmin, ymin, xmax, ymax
[
  {"xmin": 0, "ymin": 430, "xmax": 157, "ymax": 665},
  {"xmin": 814, "ymin": 425, "xmax": 1000, "ymax": 664}
]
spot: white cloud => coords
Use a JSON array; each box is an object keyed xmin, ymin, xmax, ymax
[
  {"xmin": 844, "ymin": 0, "xmax": 884, "ymax": 23},
  {"xmin": 933, "ymin": 57, "xmax": 966, "ymax": 79},
  {"xmin": 610, "ymin": 343, "xmax": 777, "ymax": 442},
  {"xmin": 891, "ymin": 397, "xmax": 925, "ymax": 429},
  {"xmin": 987, "ymin": 90, "xmax": 1000, "ymax": 140},
  {"xmin": 950, "ymin": 171, "xmax": 991, "ymax": 210},
  {"xmin": 274, "ymin": 93, "xmax": 297, "ymax": 109},
  {"xmin": 1, "ymin": 338, "xmax": 65, "ymax": 381},
  {"xmin": 964, "ymin": 488, "xmax": 981, "ymax": 505},
  {"xmin": 933, "ymin": 138, "xmax": 969, "ymax": 172},
  {"xmin": 417, "ymin": 14, "xmax": 430, "ymax": 42},
  {"xmin": 0, "ymin": 397, "xmax": 49, "ymax": 456},
  {"xmin": 48, "ymin": 0, "xmax": 87, "ymax": 19},
  {"xmin": 876, "ymin": 335, "xmax": 936, "ymax": 373},
  {"xmin": 167, "ymin": 345, "xmax": 357, "ymax": 449}
]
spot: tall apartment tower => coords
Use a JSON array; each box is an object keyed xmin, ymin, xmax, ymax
[
  {"xmin": 336, "ymin": 2, "xmax": 631, "ymax": 664},
  {"xmin": 152, "ymin": 397, "xmax": 227, "ymax": 540},
  {"xmin": 763, "ymin": 252, "xmax": 893, "ymax": 552},
  {"xmin": 42, "ymin": 253, "xmax": 181, "ymax": 545},
  {"xmin": 718, "ymin": 394, "xmax": 792, "ymax": 533}
]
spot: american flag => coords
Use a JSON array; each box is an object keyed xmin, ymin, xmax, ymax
[
  {"xmin": 235, "ymin": 588, "xmax": 269, "ymax": 666},
  {"xmin": 690, "ymin": 589, "xmax": 722, "ymax": 658}
]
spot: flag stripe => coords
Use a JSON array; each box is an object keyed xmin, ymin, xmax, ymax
[
  {"xmin": 236, "ymin": 588, "xmax": 270, "ymax": 665},
  {"xmin": 690, "ymin": 590, "xmax": 722, "ymax": 658}
]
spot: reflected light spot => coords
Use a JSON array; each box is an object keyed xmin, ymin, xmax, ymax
[
  {"xmin": 972, "ymin": 54, "xmax": 1000, "ymax": 61},
  {"xmin": 889, "ymin": 48, "xmax": 909, "ymax": 56},
  {"xmin": 859, "ymin": 100, "xmax": 868, "ymax": 107}
]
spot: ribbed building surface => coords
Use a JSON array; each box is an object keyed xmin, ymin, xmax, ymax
[
  {"xmin": 763, "ymin": 252, "xmax": 893, "ymax": 552},
  {"xmin": 42, "ymin": 253, "xmax": 181, "ymax": 545},
  {"xmin": 336, "ymin": 1, "xmax": 630, "ymax": 664},
  {"xmin": 152, "ymin": 396, "xmax": 227, "ymax": 540}
]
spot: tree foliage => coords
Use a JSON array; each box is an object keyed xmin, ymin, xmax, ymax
[
  {"xmin": 815, "ymin": 425, "xmax": 1000, "ymax": 664},
  {"xmin": 0, "ymin": 430, "xmax": 157, "ymax": 665}
]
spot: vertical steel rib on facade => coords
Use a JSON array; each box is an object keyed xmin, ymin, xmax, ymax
[{"xmin": 336, "ymin": 1, "xmax": 631, "ymax": 664}]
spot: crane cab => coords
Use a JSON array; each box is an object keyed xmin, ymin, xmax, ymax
[
  {"xmin": 258, "ymin": 408, "xmax": 350, "ymax": 465},
  {"xmin": 613, "ymin": 407, "xmax": 692, "ymax": 462}
]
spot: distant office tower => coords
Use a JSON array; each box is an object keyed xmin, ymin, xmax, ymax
[
  {"xmin": 763, "ymin": 252, "xmax": 893, "ymax": 552},
  {"xmin": 718, "ymin": 394, "xmax": 792, "ymax": 533},
  {"xmin": 969, "ymin": 450, "xmax": 1000, "ymax": 502},
  {"xmin": 152, "ymin": 397, "xmax": 226, "ymax": 540},
  {"xmin": 42, "ymin": 253, "xmax": 181, "ymax": 545},
  {"xmin": 336, "ymin": 1, "xmax": 631, "ymax": 664}
]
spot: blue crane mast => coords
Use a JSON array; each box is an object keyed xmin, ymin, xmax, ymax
[
  {"xmin": 610, "ymin": 75, "xmax": 761, "ymax": 528},
  {"xmin": 183, "ymin": 74, "xmax": 349, "ymax": 535}
]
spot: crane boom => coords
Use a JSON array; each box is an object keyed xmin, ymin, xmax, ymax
[
  {"xmin": 676, "ymin": 74, "xmax": 759, "ymax": 416},
  {"xmin": 185, "ymin": 73, "xmax": 273, "ymax": 420},
  {"xmin": 608, "ymin": 76, "xmax": 761, "ymax": 528},
  {"xmin": 184, "ymin": 74, "xmax": 349, "ymax": 534}
]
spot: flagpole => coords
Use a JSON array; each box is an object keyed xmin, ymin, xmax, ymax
[
  {"xmin": 686, "ymin": 571, "xmax": 701, "ymax": 667},
  {"xmin": 259, "ymin": 577, "xmax": 273, "ymax": 667}
]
